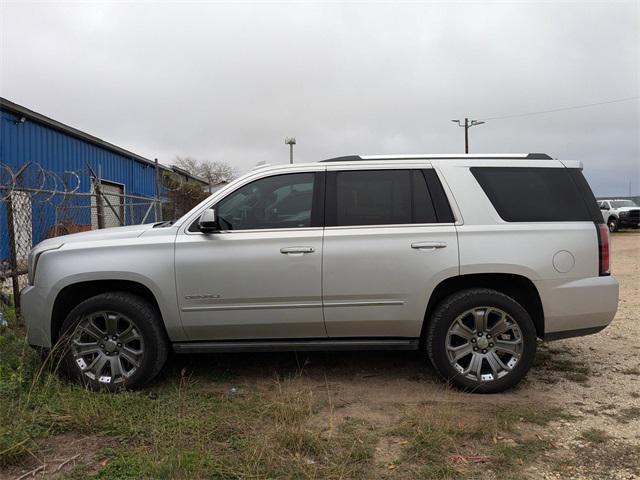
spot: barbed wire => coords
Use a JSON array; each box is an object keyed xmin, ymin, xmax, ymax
[{"xmin": 0, "ymin": 161, "xmax": 193, "ymax": 201}]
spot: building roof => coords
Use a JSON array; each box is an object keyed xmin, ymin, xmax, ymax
[
  {"xmin": 0, "ymin": 96, "xmax": 209, "ymax": 186},
  {"xmin": 168, "ymin": 165, "xmax": 209, "ymax": 185}
]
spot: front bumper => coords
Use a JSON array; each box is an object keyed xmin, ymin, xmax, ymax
[
  {"xmin": 618, "ymin": 218, "xmax": 640, "ymax": 228},
  {"xmin": 535, "ymin": 275, "xmax": 619, "ymax": 340},
  {"xmin": 21, "ymin": 285, "xmax": 52, "ymax": 348}
]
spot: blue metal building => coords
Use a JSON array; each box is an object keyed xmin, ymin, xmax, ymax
[{"xmin": 0, "ymin": 97, "xmax": 185, "ymax": 264}]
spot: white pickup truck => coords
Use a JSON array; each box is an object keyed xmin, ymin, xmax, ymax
[{"xmin": 598, "ymin": 199, "xmax": 640, "ymax": 232}]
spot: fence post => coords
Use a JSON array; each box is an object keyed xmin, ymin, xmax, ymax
[
  {"xmin": 154, "ymin": 158, "xmax": 162, "ymax": 222},
  {"xmin": 88, "ymin": 167, "xmax": 105, "ymax": 230},
  {"xmin": 5, "ymin": 195, "xmax": 21, "ymax": 313}
]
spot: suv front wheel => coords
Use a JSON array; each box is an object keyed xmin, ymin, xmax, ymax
[
  {"xmin": 58, "ymin": 292, "xmax": 168, "ymax": 391},
  {"xmin": 426, "ymin": 288, "xmax": 537, "ymax": 393}
]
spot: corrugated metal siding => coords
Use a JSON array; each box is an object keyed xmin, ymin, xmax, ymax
[
  {"xmin": 0, "ymin": 109, "xmax": 158, "ymax": 262},
  {"xmin": 0, "ymin": 109, "xmax": 157, "ymax": 196}
]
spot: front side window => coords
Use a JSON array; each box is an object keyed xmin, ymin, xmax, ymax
[
  {"xmin": 215, "ymin": 173, "xmax": 316, "ymax": 230},
  {"xmin": 328, "ymin": 169, "xmax": 440, "ymax": 226}
]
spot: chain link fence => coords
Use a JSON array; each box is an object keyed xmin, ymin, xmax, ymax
[{"xmin": 1, "ymin": 161, "xmax": 208, "ymax": 311}]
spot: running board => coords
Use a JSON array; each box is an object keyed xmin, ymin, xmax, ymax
[{"xmin": 172, "ymin": 338, "xmax": 420, "ymax": 354}]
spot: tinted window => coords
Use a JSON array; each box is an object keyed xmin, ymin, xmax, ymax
[
  {"xmin": 471, "ymin": 167, "xmax": 601, "ymax": 222},
  {"xmin": 330, "ymin": 169, "xmax": 438, "ymax": 226},
  {"xmin": 215, "ymin": 173, "xmax": 315, "ymax": 230}
]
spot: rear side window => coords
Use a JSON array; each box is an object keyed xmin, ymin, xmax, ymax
[
  {"xmin": 471, "ymin": 167, "xmax": 602, "ymax": 222},
  {"xmin": 326, "ymin": 169, "xmax": 452, "ymax": 226}
]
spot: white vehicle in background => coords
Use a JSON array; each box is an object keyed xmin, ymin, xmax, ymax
[{"xmin": 598, "ymin": 199, "xmax": 640, "ymax": 232}]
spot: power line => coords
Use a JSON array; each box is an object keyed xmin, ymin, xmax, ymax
[{"xmin": 477, "ymin": 96, "xmax": 640, "ymax": 121}]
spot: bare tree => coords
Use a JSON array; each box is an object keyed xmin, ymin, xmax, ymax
[{"xmin": 174, "ymin": 156, "xmax": 237, "ymax": 188}]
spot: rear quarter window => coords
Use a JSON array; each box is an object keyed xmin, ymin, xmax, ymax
[{"xmin": 470, "ymin": 167, "xmax": 601, "ymax": 222}]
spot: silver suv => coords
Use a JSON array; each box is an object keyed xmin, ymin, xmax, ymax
[{"xmin": 22, "ymin": 153, "xmax": 619, "ymax": 393}]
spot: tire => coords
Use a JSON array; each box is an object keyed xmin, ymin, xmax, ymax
[
  {"xmin": 426, "ymin": 288, "xmax": 537, "ymax": 394},
  {"xmin": 58, "ymin": 292, "xmax": 168, "ymax": 391},
  {"xmin": 608, "ymin": 217, "xmax": 618, "ymax": 233}
]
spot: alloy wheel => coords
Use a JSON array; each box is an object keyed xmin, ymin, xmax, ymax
[
  {"xmin": 70, "ymin": 311, "xmax": 144, "ymax": 385},
  {"xmin": 445, "ymin": 306, "xmax": 523, "ymax": 382}
]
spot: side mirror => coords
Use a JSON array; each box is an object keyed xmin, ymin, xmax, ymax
[
  {"xmin": 600, "ymin": 205, "xmax": 608, "ymax": 210},
  {"xmin": 199, "ymin": 209, "xmax": 219, "ymax": 233}
]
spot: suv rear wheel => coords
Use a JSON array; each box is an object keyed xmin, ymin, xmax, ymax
[
  {"xmin": 58, "ymin": 292, "xmax": 168, "ymax": 391},
  {"xmin": 426, "ymin": 288, "xmax": 537, "ymax": 393}
]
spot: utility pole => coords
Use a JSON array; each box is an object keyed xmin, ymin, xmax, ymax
[
  {"xmin": 285, "ymin": 137, "xmax": 296, "ymax": 164},
  {"xmin": 451, "ymin": 118, "xmax": 485, "ymax": 153}
]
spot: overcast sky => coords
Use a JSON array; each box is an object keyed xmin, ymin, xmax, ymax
[{"xmin": 1, "ymin": 0, "xmax": 638, "ymax": 195}]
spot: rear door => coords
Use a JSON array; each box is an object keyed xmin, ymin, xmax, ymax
[{"xmin": 322, "ymin": 164, "xmax": 459, "ymax": 338}]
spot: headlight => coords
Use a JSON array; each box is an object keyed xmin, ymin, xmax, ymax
[
  {"xmin": 619, "ymin": 211, "xmax": 629, "ymax": 217},
  {"xmin": 28, "ymin": 244, "xmax": 63, "ymax": 285}
]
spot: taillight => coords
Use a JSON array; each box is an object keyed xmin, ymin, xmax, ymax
[{"xmin": 596, "ymin": 223, "xmax": 610, "ymax": 276}]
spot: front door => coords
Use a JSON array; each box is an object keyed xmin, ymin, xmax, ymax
[
  {"xmin": 322, "ymin": 166, "xmax": 459, "ymax": 338},
  {"xmin": 175, "ymin": 170, "xmax": 326, "ymax": 340}
]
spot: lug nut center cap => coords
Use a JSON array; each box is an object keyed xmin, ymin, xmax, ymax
[
  {"xmin": 104, "ymin": 340, "xmax": 118, "ymax": 352},
  {"xmin": 477, "ymin": 337, "xmax": 489, "ymax": 349}
]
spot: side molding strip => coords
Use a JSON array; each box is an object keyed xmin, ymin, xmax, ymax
[{"xmin": 172, "ymin": 338, "xmax": 420, "ymax": 354}]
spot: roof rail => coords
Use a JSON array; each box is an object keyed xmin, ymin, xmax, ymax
[
  {"xmin": 320, "ymin": 155, "xmax": 362, "ymax": 162},
  {"xmin": 319, "ymin": 153, "xmax": 552, "ymax": 162}
]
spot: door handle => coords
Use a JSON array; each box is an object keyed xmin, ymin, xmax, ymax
[
  {"xmin": 411, "ymin": 241, "xmax": 447, "ymax": 250},
  {"xmin": 280, "ymin": 246, "xmax": 315, "ymax": 255}
]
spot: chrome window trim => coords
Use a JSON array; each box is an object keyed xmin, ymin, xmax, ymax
[
  {"xmin": 323, "ymin": 222, "xmax": 456, "ymax": 231},
  {"xmin": 184, "ymin": 226, "xmax": 324, "ymax": 236}
]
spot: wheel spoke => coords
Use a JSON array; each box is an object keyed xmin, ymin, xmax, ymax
[
  {"xmin": 449, "ymin": 321, "xmax": 474, "ymax": 340},
  {"xmin": 119, "ymin": 326, "xmax": 142, "ymax": 345},
  {"xmin": 494, "ymin": 339, "xmax": 521, "ymax": 355},
  {"xmin": 465, "ymin": 353, "xmax": 483, "ymax": 380},
  {"xmin": 488, "ymin": 313, "xmax": 510, "ymax": 336},
  {"xmin": 447, "ymin": 343, "xmax": 473, "ymax": 361},
  {"xmin": 81, "ymin": 318, "xmax": 105, "ymax": 340},
  {"xmin": 109, "ymin": 356, "xmax": 124, "ymax": 379},
  {"xmin": 104, "ymin": 313, "xmax": 119, "ymax": 336},
  {"xmin": 73, "ymin": 341, "xmax": 100, "ymax": 356},
  {"xmin": 489, "ymin": 351, "xmax": 510, "ymax": 371},
  {"xmin": 120, "ymin": 347, "xmax": 142, "ymax": 367},
  {"xmin": 473, "ymin": 308, "xmax": 488, "ymax": 332},
  {"xmin": 87, "ymin": 354, "xmax": 109, "ymax": 377},
  {"xmin": 485, "ymin": 351, "xmax": 503, "ymax": 378}
]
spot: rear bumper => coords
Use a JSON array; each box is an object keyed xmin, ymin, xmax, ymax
[
  {"xmin": 535, "ymin": 275, "xmax": 619, "ymax": 340},
  {"xmin": 20, "ymin": 285, "xmax": 52, "ymax": 348}
]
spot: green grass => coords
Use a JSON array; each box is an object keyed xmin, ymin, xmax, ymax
[
  {"xmin": 0, "ymin": 323, "xmax": 378, "ymax": 478},
  {"xmin": 535, "ymin": 347, "xmax": 592, "ymax": 384},
  {"xmin": 580, "ymin": 428, "xmax": 610, "ymax": 444},
  {"xmin": 389, "ymin": 402, "xmax": 570, "ymax": 480},
  {"xmin": 1, "ymin": 321, "xmax": 574, "ymax": 479}
]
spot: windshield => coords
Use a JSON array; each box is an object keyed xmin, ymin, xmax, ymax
[{"xmin": 611, "ymin": 200, "xmax": 638, "ymax": 208}]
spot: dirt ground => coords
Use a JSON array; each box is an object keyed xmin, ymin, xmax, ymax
[{"xmin": 4, "ymin": 232, "xmax": 639, "ymax": 479}]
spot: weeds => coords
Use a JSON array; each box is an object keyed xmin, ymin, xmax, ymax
[
  {"xmin": 580, "ymin": 428, "xmax": 610, "ymax": 444},
  {"xmin": 1, "ymin": 321, "xmax": 574, "ymax": 479},
  {"xmin": 621, "ymin": 366, "xmax": 640, "ymax": 376},
  {"xmin": 535, "ymin": 346, "xmax": 591, "ymax": 384}
]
